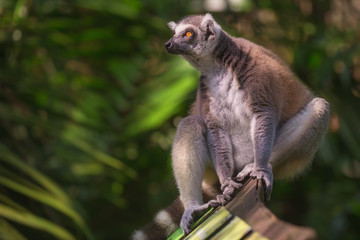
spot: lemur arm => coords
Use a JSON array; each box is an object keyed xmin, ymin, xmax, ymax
[
  {"xmin": 206, "ymin": 123, "xmax": 242, "ymax": 203},
  {"xmin": 237, "ymin": 109, "xmax": 276, "ymax": 199}
]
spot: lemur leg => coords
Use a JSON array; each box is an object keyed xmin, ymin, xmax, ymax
[
  {"xmin": 270, "ymin": 97, "xmax": 330, "ymax": 178},
  {"xmin": 237, "ymin": 98, "xmax": 329, "ymax": 194},
  {"xmin": 171, "ymin": 116, "xmax": 213, "ymax": 235}
]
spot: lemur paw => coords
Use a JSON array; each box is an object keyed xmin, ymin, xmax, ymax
[
  {"xmin": 221, "ymin": 179, "xmax": 243, "ymax": 201},
  {"xmin": 180, "ymin": 203, "xmax": 211, "ymax": 235},
  {"xmin": 236, "ymin": 163, "xmax": 273, "ymax": 200},
  {"xmin": 208, "ymin": 194, "xmax": 227, "ymax": 207},
  {"xmin": 207, "ymin": 179, "xmax": 243, "ymax": 207}
]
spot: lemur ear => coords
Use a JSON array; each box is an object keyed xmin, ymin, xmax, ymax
[
  {"xmin": 201, "ymin": 13, "xmax": 216, "ymax": 40},
  {"xmin": 168, "ymin": 21, "xmax": 177, "ymax": 32}
]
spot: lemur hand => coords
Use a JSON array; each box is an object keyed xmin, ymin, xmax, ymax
[{"xmin": 236, "ymin": 163, "xmax": 273, "ymax": 200}]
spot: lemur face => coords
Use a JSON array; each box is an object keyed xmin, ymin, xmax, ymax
[
  {"xmin": 165, "ymin": 14, "xmax": 220, "ymax": 58},
  {"xmin": 165, "ymin": 24, "xmax": 199, "ymax": 55}
]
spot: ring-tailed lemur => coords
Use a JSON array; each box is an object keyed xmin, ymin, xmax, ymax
[{"xmin": 132, "ymin": 13, "xmax": 329, "ymax": 240}]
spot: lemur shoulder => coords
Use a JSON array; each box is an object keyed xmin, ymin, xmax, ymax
[{"xmin": 132, "ymin": 13, "xmax": 329, "ymax": 240}]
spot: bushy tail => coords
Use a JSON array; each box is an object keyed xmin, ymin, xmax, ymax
[
  {"xmin": 131, "ymin": 183, "xmax": 219, "ymax": 240},
  {"xmin": 131, "ymin": 197, "xmax": 183, "ymax": 240}
]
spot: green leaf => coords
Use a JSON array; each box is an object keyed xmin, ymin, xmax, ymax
[
  {"xmin": 0, "ymin": 194, "xmax": 29, "ymax": 213},
  {"xmin": 0, "ymin": 175, "xmax": 85, "ymax": 228},
  {"xmin": 125, "ymin": 59, "xmax": 197, "ymax": 136},
  {"xmin": 0, "ymin": 143, "xmax": 69, "ymax": 202},
  {"xmin": 0, "ymin": 145, "xmax": 94, "ymax": 240},
  {"xmin": 0, "ymin": 104, "xmax": 137, "ymax": 179},
  {"xmin": 61, "ymin": 134, "xmax": 137, "ymax": 179},
  {"xmin": 0, "ymin": 218, "xmax": 27, "ymax": 240},
  {"xmin": 0, "ymin": 204, "xmax": 75, "ymax": 240}
]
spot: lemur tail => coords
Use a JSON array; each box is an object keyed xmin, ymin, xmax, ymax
[
  {"xmin": 131, "ymin": 183, "xmax": 219, "ymax": 240},
  {"xmin": 131, "ymin": 197, "xmax": 184, "ymax": 240}
]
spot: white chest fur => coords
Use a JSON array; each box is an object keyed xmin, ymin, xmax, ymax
[
  {"xmin": 207, "ymin": 71, "xmax": 251, "ymax": 130},
  {"xmin": 207, "ymin": 70, "xmax": 254, "ymax": 169}
]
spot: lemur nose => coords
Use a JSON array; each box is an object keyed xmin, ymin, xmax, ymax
[{"xmin": 165, "ymin": 41, "xmax": 172, "ymax": 50}]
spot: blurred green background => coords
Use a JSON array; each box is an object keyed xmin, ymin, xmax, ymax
[{"xmin": 0, "ymin": 0, "xmax": 359, "ymax": 239}]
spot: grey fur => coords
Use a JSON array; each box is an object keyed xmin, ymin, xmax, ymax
[{"xmin": 163, "ymin": 13, "xmax": 330, "ymax": 237}]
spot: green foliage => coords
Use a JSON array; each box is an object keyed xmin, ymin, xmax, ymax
[{"xmin": 0, "ymin": 0, "xmax": 359, "ymax": 239}]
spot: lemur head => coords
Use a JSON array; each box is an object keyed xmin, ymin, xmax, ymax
[{"xmin": 165, "ymin": 14, "xmax": 222, "ymax": 59}]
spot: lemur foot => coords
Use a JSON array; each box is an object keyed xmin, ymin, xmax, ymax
[
  {"xmin": 180, "ymin": 203, "xmax": 211, "ymax": 235},
  {"xmin": 236, "ymin": 163, "xmax": 273, "ymax": 200},
  {"xmin": 207, "ymin": 194, "xmax": 227, "ymax": 207}
]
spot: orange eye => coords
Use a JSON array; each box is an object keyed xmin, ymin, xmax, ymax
[{"xmin": 186, "ymin": 31, "xmax": 192, "ymax": 37}]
